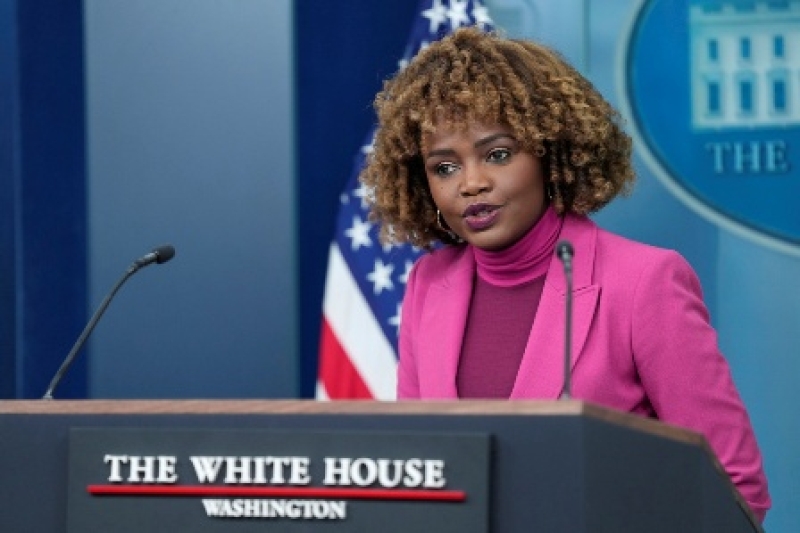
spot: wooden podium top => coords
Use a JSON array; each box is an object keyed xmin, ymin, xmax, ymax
[{"xmin": 0, "ymin": 398, "xmax": 704, "ymax": 447}]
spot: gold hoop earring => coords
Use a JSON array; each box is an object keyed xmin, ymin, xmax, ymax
[{"xmin": 437, "ymin": 210, "xmax": 463, "ymax": 243}]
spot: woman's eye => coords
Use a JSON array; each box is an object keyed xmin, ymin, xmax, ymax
[
  {"xmin": 435, "ymin": 162, "xmax": 458, "ymax": 176},
  {"xmin": 487, "ymin": 148, "xmax": 511, "ymax": 163}
]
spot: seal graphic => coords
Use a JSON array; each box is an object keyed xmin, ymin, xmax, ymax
[{"xmin": 620, "ymin": 0, "xmax": 800, "ymax": 254}]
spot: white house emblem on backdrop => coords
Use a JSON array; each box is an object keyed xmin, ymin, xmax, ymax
[
  {"xmin": 622, "ymin": 0, "xmax": 800, "ymax": 254},
  {"xmin": 689, "ymin": 2, "xmax": 800, "ymax": 130}
]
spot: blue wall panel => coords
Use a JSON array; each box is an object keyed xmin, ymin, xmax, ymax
[
  {"xmin": 0, "ymin": 0, "xmax": 19, "ymax": 397},
  {"xmin": 0, "ymin": 0, "xmax": 87, "ymax": 399},
  {"xmin": 84, "ymin": 0, "xmax": 297, "ymax": 399}
]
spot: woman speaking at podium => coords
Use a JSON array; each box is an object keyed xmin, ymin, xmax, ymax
[{"xmin": 357, "ymin": 27, "xmax": 770, "ymax": 522}]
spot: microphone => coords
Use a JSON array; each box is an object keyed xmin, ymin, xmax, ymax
[
  {"xmin": 42, "ymin": 244, "xmax": 176, "ymax": 400},
  {"xmin": 556, "ymin": 240, "xmax": 574, "ymax": 400},
  {"xmin": 133, "ymin": 245, "xmax": 175, "ymax": 268}
]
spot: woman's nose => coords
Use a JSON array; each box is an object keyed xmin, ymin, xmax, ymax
[{"xmin": 459, "ymin": 164, "xmax": 490, "ymax": 196}]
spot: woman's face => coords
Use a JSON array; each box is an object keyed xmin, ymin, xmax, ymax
[{"xmin": 423, "ymin": 122, "xmax": 547, "ymax": 251}]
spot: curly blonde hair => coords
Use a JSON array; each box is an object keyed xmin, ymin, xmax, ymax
[{"xmin": 361, "ymin": 27, "xmax": 635, "ymax": 249}]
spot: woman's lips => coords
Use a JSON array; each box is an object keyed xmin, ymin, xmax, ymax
[{"xmin": 462, "ymin": 203, "xmax": 501, "ymax": 231}]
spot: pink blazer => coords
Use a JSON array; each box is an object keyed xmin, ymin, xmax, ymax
[{"xmin": 398, "ymin": 214, "xmax": 770, "ymax": 521}]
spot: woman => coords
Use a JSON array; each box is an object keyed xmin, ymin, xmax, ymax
[{"xmin": 359, "ymin": 27, "xmax": 770, "ymax": 521}]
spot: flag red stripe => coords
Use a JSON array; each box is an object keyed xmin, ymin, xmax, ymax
[
  {"xmin": 87, "ymin": 484, "xmax": 465, "ymax": 501},
  {"xmin": 318, "ymin": 318, "xmax": 374, "ymax": 399}
]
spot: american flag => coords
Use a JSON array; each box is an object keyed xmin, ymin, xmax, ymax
[{"xmin": 317, "ymin": 0, "xmax": 494, "ymax": 400}]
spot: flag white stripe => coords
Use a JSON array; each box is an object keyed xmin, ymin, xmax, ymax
[{"xmin": 322, "ymin": 244, "xmax": 398, "ymax": 400}]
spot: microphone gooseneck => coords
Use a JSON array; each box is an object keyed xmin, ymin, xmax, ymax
[
  {"xmin": 556, "ymin": 240, "xmax": 574, "ymax": 400},
  {"xmin": 42, "ymin": 244, "xmax": 176, "ymax": 400}
]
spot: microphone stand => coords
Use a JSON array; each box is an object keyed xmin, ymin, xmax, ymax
[
  {"xmin": 556, "ymin": 241, "xmax": 574, "ymax": 400},
  {"xmin": 42, "ymin": 266, "xmax": 139, "ymax": 400},
  {"xmin": 42, "ymin": 245, "xmax": 175, "ymax": 400}
]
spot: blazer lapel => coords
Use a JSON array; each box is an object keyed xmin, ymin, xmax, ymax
[
  {"xmin": 511, "ymin": 215, "xmax": 600, "ymax": 399},
  {"xmin": 417, "ymin": 248, "xmax": 475, "ymax": 398}
]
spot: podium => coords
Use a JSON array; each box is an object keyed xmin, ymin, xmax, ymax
[{"xmin": 0, "ymin": 400, "xmax": 762, "ymax": 532}]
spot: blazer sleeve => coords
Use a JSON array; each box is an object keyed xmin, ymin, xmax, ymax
[
  {"xmin": 397, "ymin": 257, "xmax": 422, "ymax": 399},
  {"xmin": 631, "ymin": 250, "xmax": 771, "ymax": 521}
]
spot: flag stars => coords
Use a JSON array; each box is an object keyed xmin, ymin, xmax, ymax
[
  {"xmin": 399, "ymin": 260, "xmax": 415, "ymax": 284},
  {"xmin": 472, "ymin": 2, "xmax": 493, "ymax": 28},
  {"xmin": 353, "ymin": 183, "xmax": 371, "ymax": 210},
  {"xmin": 367, "ymin": 259, "xmax": 395, "ymax": 295},
  {"xmin": 422, "ymin": 0, "xmax": 448, "ymax": 34},
  {"xmin": 388, "ymin": 303, "xmax": 402, "ymax": 335},
  {"xmin": 447, "ymin": 0, "xmax": 470, "ymax": 29},
  {"xmin": 345, "ymin": 216, "xmax": 373, "ymax": 250}
]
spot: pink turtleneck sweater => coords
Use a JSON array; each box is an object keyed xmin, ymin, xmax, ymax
[{"xmin": 457, "ymin": 208, "xmax": 563, "ymax": 398}]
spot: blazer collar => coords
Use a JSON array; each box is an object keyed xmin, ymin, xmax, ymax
[
  {"xmin": 418, "ymin": 214, "xmax": 600, "ymax": 399},
  {"xmin": 510, "ymin": 214, "xmax": 600, "ymax": 399},
  {"xmin": 418, "ymin": 248, "xmax": 475, "ymax": 397}
]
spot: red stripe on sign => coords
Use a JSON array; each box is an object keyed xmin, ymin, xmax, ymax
[
  {"xmin": 318, "ymin": 318, "xmax": 374, "ymax": 399},
  {"xmin": 87, "ymin": 485, "xmax": 466, "ymax": 501}
]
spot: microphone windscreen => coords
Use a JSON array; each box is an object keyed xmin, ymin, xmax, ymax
[
  {"xmin": 556, "ymin": 240, "xmax": 574, "ymax": 260},
  {"xmin": 153, "ymin": 245, "xmax": 176, "ymax": 264}
]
